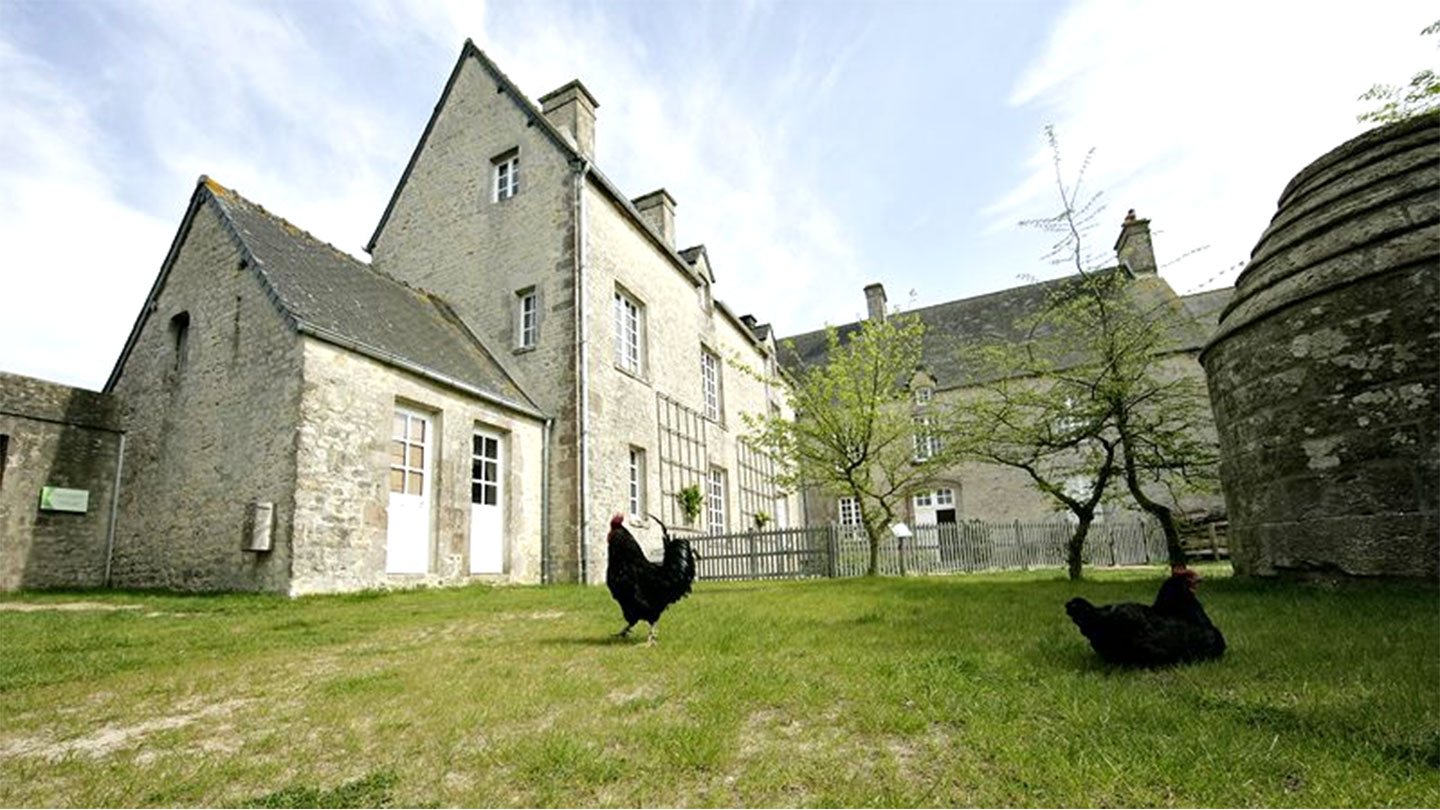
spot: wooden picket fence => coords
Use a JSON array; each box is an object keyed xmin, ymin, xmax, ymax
[{"xmin": 689, "ymin": 518, "xmax": 1168, "ymax": 582}]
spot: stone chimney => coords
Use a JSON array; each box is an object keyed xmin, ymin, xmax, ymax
[
  {"xmin": 538, "ymin": 80, "xmax": 599, "ymax": 160},
  {"xmin": 1114, "ymin": 209, "xmax": 1157, "ymax": 276},
  {"xmin": 632, "ymin": 189, "xmax": 676, "ymax": 249},
  {"xmin": 864, "ymin": 283, "xmax": 887, "ymax": 322}
]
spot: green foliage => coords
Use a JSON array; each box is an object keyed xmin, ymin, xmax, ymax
[
  {"xmin": 676, "ymin": 484, "xmax": 704, "ymax": 523},
  {"xmin": 947, "ymin": 125, "xmax": 1219, "ymax": 578},
  {"xmin": 753, "ymin": 510, "xmax": 772, "ymax": 528},
  {"xmin": 0, "ymin": 574, "xmax": 1436, "ymax": 806},
  {"xmin": 742, "ymin": 314, "xmax": 958, "ymax": 574},
  {"xmin": 1357, "ymin": 20, "xmax": 1440, "ymax": 124}
]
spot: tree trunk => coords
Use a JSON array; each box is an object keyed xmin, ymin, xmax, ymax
[
  {"xmin": 866, "ymin": 524, "xmax": 882, "ymax": 576},
  {"xmin": 1067, "ymin": 513, "xmax": 1093, "ymax": 580},
  {"xmin": 1118, "ymin": 435, "xmax": 1186, "ymax": 565}
]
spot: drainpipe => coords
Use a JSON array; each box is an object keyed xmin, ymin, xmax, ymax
[
  {"xmin": 103, "ymin": 433, "xmax": 126, "ymax": 588},
  {"xmin": 573, "ymin": 157, "xmax": 592, "ymax": 584},
  {"xmin": 540, "ymin": 417, "xmax": 553, "ymax": 584}
]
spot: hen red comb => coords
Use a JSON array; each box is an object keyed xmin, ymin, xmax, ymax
[{"xmin": 610, "ymin": 512, "xmax": 626, "ymax": 526}]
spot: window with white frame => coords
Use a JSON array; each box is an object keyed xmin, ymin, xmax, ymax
[
  {"xmin": 915, "ymin": 386, "xmax": 934, "ymax": 404},
  {"xmin": 628, "ymin": 447, "xmax": 646, "ymax": 518},
  {"xmin": 707, "ymin": 467, "xmax": 727, "ymax": 533},
  {"xmin": 493, "ymin": 150, "xmax": 520, "ymax": 201},
  {"xmin": 614, "ymin": 288, "xmax": 644, "ymax": 374},
  {"xmin": 517, "ymin": 288, "xmax": 538, "ymax": 349},
  {"xmin": 701, "ymin": 346, "xmax": 722, "ymax": 421},
  {"xmin": 913, "ymin": 416, "xmax": 941, "ymax": 461},
  {"xmin": 838, "ymin": 496, "xmax": 861, "ymax": 527}
]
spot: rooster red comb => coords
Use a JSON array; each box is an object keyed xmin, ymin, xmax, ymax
[
  {"xmin": 610, "ymin": 513, "xmax": 626, "ymax": 527},
  {"xmin": 1171, "ymin": 564, "xmax": 1199, "ymax": 580}
]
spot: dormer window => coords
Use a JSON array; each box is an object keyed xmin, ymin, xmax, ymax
[
  {"xmin": 492, "ymin": 149, "xmax": 520, "ymax": 202},
  {"xmin": 915, "ymin": 386, "xmax": 933, "ymax": 405}
]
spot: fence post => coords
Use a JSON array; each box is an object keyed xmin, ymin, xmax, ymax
[
  {"xmin": 898, "ymin": 534, "xmax": 907, "ymax": 577},
  {"xmin": 748, "ymin": 531, "xmax": 758, "ymax": 579},
  {"xmin": 1015, "ymin": 520, "xmax": 1027, "ymax": 571},
  {"xmin": 1208, "ymin": 522, "xmax": 1220, "ymax": 560},
  {"xmin": 827, "ymin": 525, "xmax": 838, "ymax": 578}
]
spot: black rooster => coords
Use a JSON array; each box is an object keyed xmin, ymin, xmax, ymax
[
  {"xmin": 1065, "ymin": 566, "xmax": 1225, "ymax": 667},
  {"xmin": 605, "ymin": 513, "xmax": 696, "ymax": 645}
]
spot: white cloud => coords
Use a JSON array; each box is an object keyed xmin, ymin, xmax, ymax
[{"xmin": 991, "ymin": 0, "xmax": 1438, "ymax": 294}]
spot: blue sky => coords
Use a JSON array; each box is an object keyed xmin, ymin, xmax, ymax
[{"xmin": 1, "ymin": 0, "xmax": 1433, "ymax": 389}]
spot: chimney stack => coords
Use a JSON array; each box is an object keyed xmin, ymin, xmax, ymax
[
  {"xmin": 539, "ymin": 80, "xmax": 599, "ymax": 160},
  {"xmin": 632, "ymin": 189, "xmax": 676, "ymax": 249},
  {"xmin": 864, "ymin": 283, "xmax": 887, "ymax": 322},
  {"xmin": 1114, "ymin": 209, "xmax": 1157, "ymax": 276}
]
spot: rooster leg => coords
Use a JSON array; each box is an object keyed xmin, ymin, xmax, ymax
[
  {"xmin": 646, "ymin": 621, "xmax": 659, "ymax": 647},
  {"xmin": 615, "ymin": 622, "xmax": 635, "ymax": 639}
]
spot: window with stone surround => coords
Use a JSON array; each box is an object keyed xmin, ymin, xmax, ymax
[
  {"xmin": 516, "ymin": 288, "xmax": 538, "ymax": 349},
  {"xmin": 614, "ymin": 287, "xmax": 645, "ymax": 375},
  {"xmin": 628, "ymin": 446, "xmax": 646, "ymax": 519},
  {"xmin": 492, "ymin": 149, "xmax": 520, "ymax": 202},
  {"xmin": 706, "ymin": 467, "xmax": 728, "ymax": 534},
  {"xmin": 838, "ymin": 496, "xmax": 861, "ymax": 527},
  {"xmin": 701, "ymin": 345, "xmax": 723, "ymax": 422},
  {"xmin": 169, "ymin": 311, "xmax": 190, "ymax": 377}
]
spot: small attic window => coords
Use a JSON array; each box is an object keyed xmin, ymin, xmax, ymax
[
  {"xmin": 492, "ymin": 148, "xmax": 520, "ymax": 202},
  {"xmin": 914, "ymin": 386, "xmax": 933, "ymax": 404},
  {"xmin": 169, "ymin": 311, "xmax": 191, "ymax": 374}
]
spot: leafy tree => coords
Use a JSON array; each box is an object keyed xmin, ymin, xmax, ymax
[
  {"xmin": 1357, "ymin": 20, "xmax": 1440, "ymax": 124},
  {"xmin": 948, "ymin": 126, "xmax": 1219, "ymax": 577},
  {"xmin": 743, "ymin": 314, "xmax": 957, "ymax": 576}
]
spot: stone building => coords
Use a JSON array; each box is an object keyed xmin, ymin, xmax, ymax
[
  {"xmin": 780, "ymin": 213, "xmax": 1229, "ymax": 531},
  {"xmin": 0, "ymin": 373, "xmax": 123, "ymax": 591},
  {"xmin": 102, "ymin": 178, "xmax": 548, "ymax": 595},
  {"xmin": 365, "ymin": 42, "xmax": 798, "ymax": 582}
]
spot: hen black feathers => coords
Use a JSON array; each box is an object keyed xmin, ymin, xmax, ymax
[
  {"xmin": 605, "ymin": 514, "xmax": 695, "ymax": 644},
  {"xmin": 1066, "ymin": 569, "xmax": 1225, "ymax": 667}
]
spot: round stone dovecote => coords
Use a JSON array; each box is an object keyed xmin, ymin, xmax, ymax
[{"xmin": 1201, "ymin": 112, "xmax": 1439, "ymax": 580}]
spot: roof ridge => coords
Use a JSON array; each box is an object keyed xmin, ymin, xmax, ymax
[{"xmin": 204, "ymin": 177, "xmax": 371, "ymax": 270}]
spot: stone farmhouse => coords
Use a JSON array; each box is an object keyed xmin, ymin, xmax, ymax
[
  {"xmin": 0, "ymin": 41, "xmax": 1229, "ymax": 595},
  {"xmin": 0, "ymin": 41, "xmax": 798, "ymax": 594},
  {"xmin": 778, "ymin": 213, "xmax": 1230, "ymax": 531}
]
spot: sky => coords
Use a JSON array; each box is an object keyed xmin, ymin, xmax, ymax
[{"xmin": 1, "ymin": 0, "xmax": 1434, "ymax": 390}]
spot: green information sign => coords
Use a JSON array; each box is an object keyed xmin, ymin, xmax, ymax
[{"xmin": 39, "ymin": 487, "xmax": 90, "ymax": 513}]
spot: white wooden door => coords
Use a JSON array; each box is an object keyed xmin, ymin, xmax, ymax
[
  {"xmin": 469, "ymin": 430, "xmax": 504, "ymax": 574},
  {"xmin": 386, "ymin": 408, "xmax": 432, "ymax": 574}
]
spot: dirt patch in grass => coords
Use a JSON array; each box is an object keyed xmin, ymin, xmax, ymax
[
  {"xmin": 0, "ymin": 602, "xmax": 143, "ymax": 613},
  {"xmin": 0, "ymin": 698, "xmax": 253, "ymax": 761}
]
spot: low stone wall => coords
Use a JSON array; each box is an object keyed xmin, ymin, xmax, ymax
[
  {"xmin": 0, "ymin": 372, "xmax": 123, "ymax": 590},
  {"xmin": 1202, "ymin": 113, "xmax": 1439, "ymax": 579}
]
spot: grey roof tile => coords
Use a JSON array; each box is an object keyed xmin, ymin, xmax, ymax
[{"xmin": 205, "ymin": 181, "xmax": 542, "ymax": 417}]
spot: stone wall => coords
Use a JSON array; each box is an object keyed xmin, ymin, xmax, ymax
[
  {"xmin": 0, "ymin": 373, "xmax": 122, "ymax": 590},
  {"xmin": 1202, "ymin": 113, "xmax": 1439, "ymax": 579},
  {"xmin": 290, "ymin": 339, "xmax": 545, "ymax": 594},
  {"xmin": 107, "ymin": 203, "xmax": 300, "ymax": 592},
  {"xmin": 370, "ymin": 51, "xmax": 581, "ymax": 581}
]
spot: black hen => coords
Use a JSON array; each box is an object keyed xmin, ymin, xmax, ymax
[
  {"xmin": 605, "ymin": 513, "xmax": 695, "ymax": 645},
  {"xmin": 1065, "ymin": 566, "xmax": 1225, "ymax": 667}
]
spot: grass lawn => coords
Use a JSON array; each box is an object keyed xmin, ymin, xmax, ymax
[{"xmin": 0, "ymin": 565, "xmax": 1436, "ymax": 807}]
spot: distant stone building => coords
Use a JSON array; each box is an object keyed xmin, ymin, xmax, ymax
[{"xmin": 779, "ymin": 213, "xmax": 1230, "ymax": 531}]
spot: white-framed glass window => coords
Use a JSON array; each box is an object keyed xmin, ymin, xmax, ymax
[
  {"xmin": 517, "ymin": 288, "xmax": 538, "ymax": 348},
  {"xmin": 915, "ymin": 386, "xmax": 933, "ymax": 404},
  {"xmin": 493, "ymin": 151, "xmax": 520, "ymax": 201},
  {"xmin": 935, "ymin": 487, "xmax": 955, "ymax": 506},
  {"xmin": 913, "ymin": 416, "xmax": 940, "ymax": 461},
  {"xmin": 389, "ymin": 411, "xmax": 428, "ymax": 496},
  {"xmin": 701, "ymin": 346, "xmax": 722, "ymax": 421},
  {"xmin": 614, "ymin": 288, "xmax": 644, "ymax": 374},
  {"xmin": 628, "ymin": 447, "xmax": 646, "ymax": 518},
  {"xmin": 707, "ymin": 467, "xmax": 727, "ymax": 533},
  {"xmin": 913, "ymin": 491, "xmax": 933, "ymax": 508},
  {"xmin": 913, "ymin": 487, "xmax": 955, "ymax": 524},
  {"xmin": 838, "ymin": 496, "xmax": 861, "ymax": 527}
]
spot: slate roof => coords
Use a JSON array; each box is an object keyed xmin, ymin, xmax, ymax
[
  {"xmin": 1179, "ymin": 287, "xmax": 1234, "ymax": 333},
  {"xmin": 777, "ymin": 270, "xmax": 1215, "ymax": 390},
  {"xmin": 107, "ymin": 177, "xmax": 543, "ymax": 419}
]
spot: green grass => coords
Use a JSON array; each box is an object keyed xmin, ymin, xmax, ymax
[{"xmin": 0, "ymin": 566, "xmax": 1436, "ymax": 807}]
